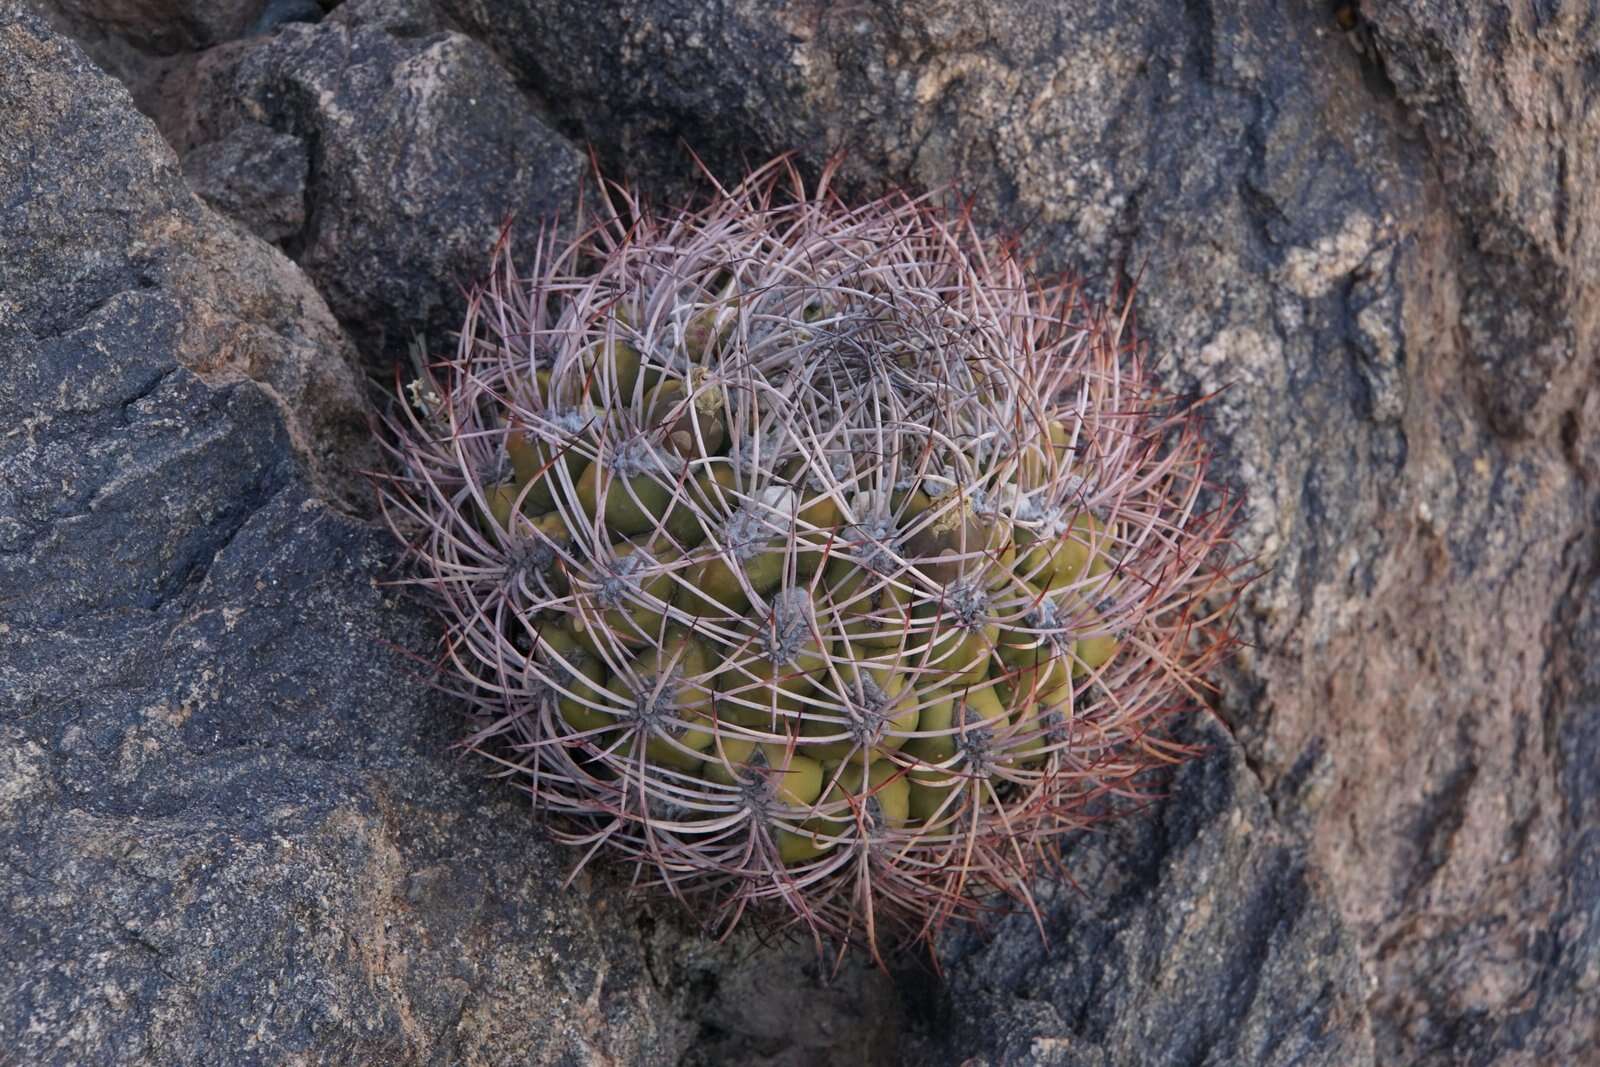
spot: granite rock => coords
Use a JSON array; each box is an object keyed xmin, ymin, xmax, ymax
[
  {"xmin": 0, "ymin": 13, "xmax": 690, "ymax": 1064},
  {"xmin": 905, "ymin": 720, "xmax": 1374, "ymax": 1067},
  {"xmin": 182, "ymin": 120, "xmax": 309, "ymax": 244},
  {"xmin": 143, "ymin": 0, "xmax": 584, "ymax": 369},
  {"xmin": 12, "ymin": 0, "xmax": 1600, "ymax": 1064},
  {"xmin": 25, "ymin": 0, "xmax": 324, "ymax": 95},
  {"xmin": 1, "ymin": 6, "xmax": 370, "ymax": 507}
]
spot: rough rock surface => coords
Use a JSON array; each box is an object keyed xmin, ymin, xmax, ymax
[
  {"xmin": 26, "ymin": 0, "xmax": 323, "ymax": 96},
  {"xmin": 1, "ymin": 3, "xmax": 370, "ymax": 507},
  {"xmin": 665, "ymin": 937, "xmax": 905, "ymax": 1067},
  {"xmin": 0, "ymin": 13, "xmax": 688, "ymax": 1064},
  {"xmin": 9, "ymin": 0, "xmax": 1599, "ymax": 1064},
  {"xmin": 142, "ymin": 0, "xmax": 585, "ymax": 369},
  {"xmin": 181, "ymin": 120, "xmax": 309, "ymax": 244},
  {"xmin": 41, "ymin": 0, "xmax": 313, "ymax": 56},
  {"xmin": 658, "ymin": 730, "xmax": 1378, "ymax": 1067},
  {"xmin": 1364, "ymin": 4, "xmax": 1600, "ymax": 439},
  {"xmin": 423, "ymin": 1, "xmax": 1600, "ymax": 1064},
  {"xmin": 906, "ymin": 720, "xmax": 1373, "ymax": 1067}
]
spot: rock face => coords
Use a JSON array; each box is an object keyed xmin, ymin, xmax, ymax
[
  {"xmin": 6, "ymin": 1, "xmax": 1598, "ymax": 1065},
  {"xmin": 1364, "ymin": 4, "xmax": 1600, "ymax": 440},
  {"xmin": 26, "ymin": 0, "xmax": 322, "ymax": 98},
  {"xmin": 181, "ymin": 121, "xmax": 309, "ymax": 244},
  {"xmin": 41, "ymin": 0, "xmax": 309, "ymax": 56},
  {"xmin": 2, "ymin": 3, "xmax": 370, "ymax": 507},
  {"xmin": 908, "ymin": 720, "xmax": 1373, "ymax": 1067},
  {"xmin": 141, "ymin": 0, "xmax": 585, "ymax": 369},
  {"xmin": 0, "ymin": 14, "xmax": 687, "ymax": 1064}
]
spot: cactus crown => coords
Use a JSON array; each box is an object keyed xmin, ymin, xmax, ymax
[{"xmin": 379, "ymin": 157, "xmax": 1235, "ymax": 958}]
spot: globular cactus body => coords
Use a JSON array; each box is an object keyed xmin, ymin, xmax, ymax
[{"xmin": 380, "ymin": 158, "xmax": 1234, "ymax": 955}]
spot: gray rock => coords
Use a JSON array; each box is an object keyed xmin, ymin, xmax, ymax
[
  {"xmin": 424, "ymin": 1, "xmax": 1600, "ymax": 1063},
  {"xmin": 251, "ymin": 0, "xmax": 324, "ymax": 36},
  {"xmin": 1364, "ymin": 5, "xmax": 1600, "ymax": 439},
  {"xmin": 0, "ymin": 13, "xmax": 690, "ymax": 1064},
  {"xmin": 3, "ymin": 4, "xmax": 1381, "ymax": 1061},
  {"xmin": 36, "ymin": 0, "xmax": 273, "ymax": 57},
  {"xmin": 15, "ymin": 0, "xmax": 1600, "ymax": 1064},
  {"xmin": 1550, "ymin": 579, "xmax": 1600, "ymax": 1061},
  {"xmin": 665, "ymin": 936, "xmax": 904, "ymax": 1067},
  {"xmin": 24, "ymin": 0, "xmax": 321, "ymax": 102},
  {"xmin": 0, "ymin": 6, "xmax": 370, "ymax": 509},
  {"xmin": 436, "ymin": 0, "xmax": 817, "ymax": 193},
  {"xmin": 182, "ymin": 120, "xmax": 308, "ymax": 243},
  {"xmin": 144, "ymin": 3, "xmax": 584, "ymax": 369},
  {"xmin": 905, "ymin": 720, "xmax": 1374, "ymax": 1067}
]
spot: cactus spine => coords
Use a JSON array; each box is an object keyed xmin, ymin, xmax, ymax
[{"xmin": 380, "ymin": 158, "xmax": 1235, "ymax": 956}]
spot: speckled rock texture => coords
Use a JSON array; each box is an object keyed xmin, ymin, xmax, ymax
[
  {"xmin": 181, "ymin": 121, "xmax": 309, "ymax": 244},
  {"xmin": 7, "ymin": 0, "xmax": 1599, "ymax": 1064},
  {"xmin": 3, "ymin": 5, "xmax": 370, "ymax": 507},
  {"xmin": 902, "ymin": 719, "xmax": 1373, "ymax": 1067},
  {"xmin": 0, "ymin": 13, "xmax": 687, "ymax": 1064},
  {"xmin": 135, "ymin": 0, "xmax": 586, "ymax": 368},
  {"xmin": 25, "ymin": 0, "xmax": 325, "ymax": 112}
]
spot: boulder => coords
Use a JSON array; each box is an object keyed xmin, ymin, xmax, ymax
[
  {"xmin": 908, "ymin": 720, "xmax": 1374, "ymax": 1067},
  {"xmin": 1, "ymin": 3, "xmax": 369, "ymax": 508},
  {"xmin": 38, "ymin": 0, "xmax": 315, "ymax": 56},
  {"xmin": 13, "ymin": 0, "xmax": 1600, "ymax": 1063},
  {"xmin": 181, "ymin": 121, "xmax": 308, "ymax": 244},
  {"xmin": 1364, "ymin": 4, "xmax": 1600, "ymax": 438},
  {"xmin": 25, "ymin": 0, "xmax": 323, "ymax": 93},
  {"xmin": 142, "ymin": 0, "xmax": 584, "ymax": 369},
  {"xmin": 0, "ymin": 13, "xmax": 689, "ymax": 1064}
]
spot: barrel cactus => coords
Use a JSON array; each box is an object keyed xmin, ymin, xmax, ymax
[{"xmin": 379, "ymin": 158, "xmax": 1235, "ymax": 956}]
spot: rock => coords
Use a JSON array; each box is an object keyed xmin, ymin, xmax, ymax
[
  {"xmin": 143, "ymin": 0, "xmax": 584, "ymax": 369},
  {"xmin": 0, "ymin": 5, "xmax": 369, "ymax": 509},
  {"xmin": 666, "ymin": 936, "xmax": 904, "ymax": 1067},
  {"xmin": 2, "ymin": 4, "xmax": 1382, "ymax": 1059},
  {"xmin": 182, "ymin": 120, "xmax": 308, "ymax": 243},
  {"xmin": 24, "ymin": 0, "xmax": 323, "ymax": 100},
  {"xmin": 1363, "ymin": 5, "xmax": 1600, "ymax": 439},
  {"xmin": 906, "ymin": 719, "xmax": 1374, "ymax": 1067},
  {"xmin": 435, "ymin": 0, "xmax": 817, "ymax": 195},
  {"xmin": 0, "ymin": 12, "xmax": 691, "ymax": 1064},
  {"xmin": 37, "ymin": 0, "xmax": 324, "ymax": 56},
  {"xmin": 1547, "ymin": 578, "xmax": 1600, "ymax": 1060},
  {"xmin": 422, "ymin": 1, "xmax": 1600, "ymax": 1064},
  {"xmin": 36, "ymin": 0, "xmax": 272, "ymax": 59}
]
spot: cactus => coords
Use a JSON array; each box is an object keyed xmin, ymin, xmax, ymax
[{"xmin": 378, "ymin": 157, "xmax": 1236, "ymax": 958}]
